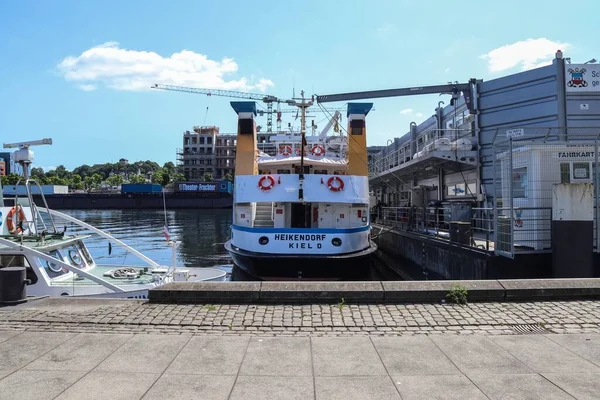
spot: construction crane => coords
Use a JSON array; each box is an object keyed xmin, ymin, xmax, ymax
[
  {"xmin": 151, "ymin": 83, "xmax": 291, "ymax": 133},
  {"xmin": 151, "ymin": 83, "xmax": 345, "ymax": 133},
  {"xmin": 316, "ymin": 79, "xmax": 480, "ymax": 113}
]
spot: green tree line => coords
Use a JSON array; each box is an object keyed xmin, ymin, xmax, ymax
[{"xmin": 1, "ymin": 161, "xmax": 186, "ymax": 191}]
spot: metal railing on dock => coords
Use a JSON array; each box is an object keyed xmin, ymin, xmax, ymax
[{"xmin": 374, "ymin": 206, "xmax": 495, "ymax": 251}]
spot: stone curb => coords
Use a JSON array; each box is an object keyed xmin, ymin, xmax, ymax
[{"xmin": 148, "ymin": 278, "xmax": 600, "ymax": 304}]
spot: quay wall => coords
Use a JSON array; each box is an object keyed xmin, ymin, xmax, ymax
[
  {"xmin": 5, "ymin": 193, "xmax": 233, "ymax": 210},
  {"xmin": 373, "ymin": 226, "xmax": 552, "ymax": 280}
]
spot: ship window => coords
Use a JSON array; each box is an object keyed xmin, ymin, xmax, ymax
[
  {"xmin": 512, "ymin": 167, "xmax": 527, "ymax": 198},
  {"xmin": 77, "ymin": 241, "xmax": 94, "ymax": 264},
  {"xmin": 43, "ymin": 250, "xmax": 70, "ymax": 278},
  {"xmin": 350, "ymin": 119, "xmax": 364, "ymax": 135},
  {"xmin": 277, "ymin": 169, "xmax": 291, "ymax": 174},
  {"xmin": 67, "ymin": 246, "xmax": 83, "ymax": 267},
  {"xmin": 238, "ymin": 119, "xmax": 253, "ymax": 135}
]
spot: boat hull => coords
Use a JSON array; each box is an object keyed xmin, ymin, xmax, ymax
[{"xmin": 225, "ymin": 240, "xmax": 377, "ymax": 280}]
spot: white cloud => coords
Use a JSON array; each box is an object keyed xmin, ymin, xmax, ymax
[
  {"xmin": 57, "ymin": 41, "xmax": 274, "ymax": 92},
  {"xmin": 400, "ymin": 108, "xmax": 425, "ymax": 119},
  {"xmin": 444, "ymin": 68, "xmax": 451, "ymax": 73},
  {"xmin": 377, "ymin": 24, "xmax": 395, "ymax": 33},
  {"xmin": 78, "ymin": 84, "xmax": 96, "ymax": 91},
  {"xmin": 480, "ymin": 38, "xmax": 570, "ymax": 72}
]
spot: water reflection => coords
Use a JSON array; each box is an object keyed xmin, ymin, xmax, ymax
[{"xmin": 57, "ymin": 209, "xmax": 232, "ymax": 269}]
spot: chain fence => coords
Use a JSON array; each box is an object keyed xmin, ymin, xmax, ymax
[
  {"xmin": 493, "ymin": 127, "xmax": 600, "ymax": 257},
  {"xmin": 375, "ymin": 206, "xmax": 494, "ymax": 251},
  {"xmin": 371, "ymin": 127, "xmax": 600, "ymax": 257}
]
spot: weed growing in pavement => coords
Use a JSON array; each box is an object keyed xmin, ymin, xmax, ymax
[
  {"xmin": 446, "ymin": 285, "xmax": 468, "ymax": 305},
  {"xmin": 337, "ymin": 298, "xmax": 346, "ymax": 311}
]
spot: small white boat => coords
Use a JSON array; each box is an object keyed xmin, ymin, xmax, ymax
[{"xmin": 0, "ymin": 138, "xmax": 226, "ymax": 299}]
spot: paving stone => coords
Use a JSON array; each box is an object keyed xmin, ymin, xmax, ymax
[
  {"xmin": 24, "ymin": 333, "xmax": 131, "ymax": 372},
  {"xmin": 430, "ymin": 335, "xmax": 532, "ymax": 375},
  {"xmin": 239, "ymin": 337, "xmax": 312, "ymax": 377},
  {"xmin": 469, "ymin": 373, "xmax": 574, "ymax": 400},
  {"xmin": 491, "ymin": 335, "xmax": 600, "ymax": 374},
  {"xmin": 229, "ymin": 376, "xmax": 314, "ymax": 400},
  {"xmin": 315, "ymin": 376, "xmax": 401, "ymax": 400},
  {"xmin": 0, "ymin": 331, "xmax": 75, "ymax": 371},
  {"xmin": 0, "ymin": 369, "xmax": 87, "ymax": 400},
  {"xmin": 312, "ymin": 336, "xmax": 387, "ymax": 376},
  {"xmin": 0, "ymin": 331, "xmax": 22, "ymax": 344},
  {"xmin": 545, "ymin": 333, "xmax": 600, "ymax": 366},
  {"xmin": 55, "ymin": 371, "xmax": 159, "ymax": 400},
  {"xmin": 372, "ymin": 336, "xmax": 460, "ymax": 376},
  {"xmin": 542, "ymin": 373, "xmax": 600, "ymax": 400},
  {"xmin": 167, "ymin": 335, "xmax": 248, "ymax": 375},
  {"xmin": 95, "ymin": 334, "xmax": 190, "ymax": 373},
  {"xmin": 142, "ymin": 374, "xmax": 236, "ymax": 400},
  {"xmin": 393, "ymin": 375, "xmax": 487, "ymax": 400}
]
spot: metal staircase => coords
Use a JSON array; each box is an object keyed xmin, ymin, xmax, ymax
[{"xmin": 254, "ymin": 202, "xmax": 274, "ymax": 227}]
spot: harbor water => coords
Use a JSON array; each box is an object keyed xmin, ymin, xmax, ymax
[{"xmin": 57, "ymin": 209, "xmax": 400, "ymax": 281}]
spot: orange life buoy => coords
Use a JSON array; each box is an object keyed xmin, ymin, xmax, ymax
[
  {"xmin": 6, "ymin": 206, "xmax": 26, "ymax": 234},
  {"xmin": 258, "ymin": 175, "xmax": 276, "ymax": 191},
  {"xmin": 327, "ymin": 176, "xmax": 344, "ymax": 192},
  {"xmin": 279, "ymin": 145, "xmax": 292, "ymax": 157},
  {"xmin": 311, "ymin": 145, "xmax": 325, "ymax": 157}
]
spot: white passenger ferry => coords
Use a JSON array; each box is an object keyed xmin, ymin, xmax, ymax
[{"xmin": 224, "ymin": 96, "xmax": 377, "ymax": 279}]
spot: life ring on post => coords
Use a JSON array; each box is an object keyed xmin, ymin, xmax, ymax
[
  {"xmin": 327, "ymin": 176, "xmax": 344, "ymax": 192},
  {"xmin": 279, "ymin": 145, "xmax": 292, "ymax": 157},
  {"xmin": 258, "ymin": 175, "xmax": 276, "ymax": 191},
  {"xmin": 6, "ymin": 205, "xmax": 26, "ymax": 234},
  {"xmin": 311, "ymin": 145, "xmax": 325, "ymax": 157}
]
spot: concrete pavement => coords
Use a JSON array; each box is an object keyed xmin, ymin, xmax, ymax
[
  {"xmin": 2, "ymin": 298, "xmax": 600, "ymax": 398},
  {"xmin": 1, "ymin": 330, "xmax": 600, "ymax": 399}
]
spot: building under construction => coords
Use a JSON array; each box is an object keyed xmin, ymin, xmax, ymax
[{"xmin": 177, "ymin": 126, "xmax": 278, "ymax": 181}]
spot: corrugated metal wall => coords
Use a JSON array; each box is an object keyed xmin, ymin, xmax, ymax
[{"xmin": 477, "ymin": 63, "xmax": 560, "ymax": 201}]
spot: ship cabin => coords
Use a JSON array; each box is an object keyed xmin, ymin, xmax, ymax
[{"xmin": 229, "ymin": 101, "xmax": 374, "ymax": 255}]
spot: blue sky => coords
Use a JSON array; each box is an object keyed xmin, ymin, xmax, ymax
[{"xmin": 1, "ymin": 0, "xmax": 598, "ymax": 170}]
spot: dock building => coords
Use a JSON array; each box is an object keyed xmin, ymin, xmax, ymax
[{"xmin": 368, "ymin": 50, "xmax": 600, "ymax": 277}]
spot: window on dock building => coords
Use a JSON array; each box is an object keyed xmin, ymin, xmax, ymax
[
  {"xmin": 512, "ymin": 167, "xmax": 527, "ymax": 198},
  {"xmin": 560, "ymin": 162, "xmax": 594, "ymax": 183}
]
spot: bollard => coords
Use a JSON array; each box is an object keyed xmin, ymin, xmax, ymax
[
  {"xmin": 0, "ymin": 267, "xmax": 29, "ymax": 305},
  {"xmin": 449, "ymin": 221, "xmax": 472, "ymax": 245}
]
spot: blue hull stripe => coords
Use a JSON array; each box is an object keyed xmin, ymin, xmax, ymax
[{"xmin": 231, "ymin": 224, "xmax": 370, "ymax": 234}]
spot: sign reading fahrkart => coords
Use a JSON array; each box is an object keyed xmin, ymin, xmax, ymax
[{"xmin": 565, "ymin": 64, "xmax": 600, "ymax": 93}]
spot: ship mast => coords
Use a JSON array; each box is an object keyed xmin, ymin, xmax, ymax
[{"xmin": 288, "ymin": 90, "xmax": 313, "ymax": 201}]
